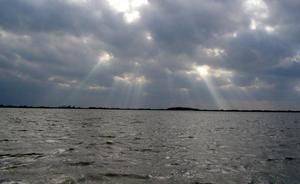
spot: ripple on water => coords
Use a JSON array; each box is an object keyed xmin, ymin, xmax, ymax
[
  {"xmin": 0, "ymin": 152, "xmax": 44, "ymax": 170},
  {"xmin": 99, "ymin": 134, "xmax": 116, "ymax": 138},
  {"xmin": 0, "ymin": 181, "xmax": 30, "ymax": 184},
  {"xmin": 131, "ymin": 121, "xmax": 144, "ymax": 124},
  {"xmin": 79, "ymin": 172, "xmax": 151, "ymax": 181},
  {"xmin": 0, "ymin": 153, "xmax": 44, "ymax": 158},
  {"xmin": 51, "ymin": 176, "xmax": 76, "ymax": 184},
  {"xmin": 1, "ymin": 110, "xmax": 300, "ymax": 183},
  {"xmin": 45, "ymin": 139, "xmax": 60, "ymax": 143},
  {"xmin": 0, "ymin": 139, "xmax": 16, "ymax": 143},
  {"xmin": 131, "ymin": 148, "xmax": 160, "ymax": 153},
  {"xmin": 66, "ymin": 161, "xmax": 95, "ymax": 166}
]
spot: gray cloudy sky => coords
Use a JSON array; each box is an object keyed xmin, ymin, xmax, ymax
[{"xmin": 0, "ymin": 0, "xmax": 300, "ymax": 110}]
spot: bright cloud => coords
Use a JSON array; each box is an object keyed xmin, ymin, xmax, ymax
[
  {"xmin": 113, "ymin": 73, "xmax": 149, "ymax": 85},
  {"xmin": 107, "ymin": 0, "xmax": 148, "ymax": 23},
  {"xmin": 98, "ymin": 51, "xmax": 113, "ymax": 64}
]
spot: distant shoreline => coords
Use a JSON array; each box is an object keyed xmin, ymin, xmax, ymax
[{"xmin": 0, "ymin": 105, "xmax": 299, "ymax": 113}]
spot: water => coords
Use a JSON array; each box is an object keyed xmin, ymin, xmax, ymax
[{"xmin": 0, "ymin": 109, "xmax": 299, "ymax": 184}]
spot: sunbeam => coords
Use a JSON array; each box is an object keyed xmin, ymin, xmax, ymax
[
  {"xmin": 62, "ymin": 51, "xmax": 113, "ymax": 105},
  {"xmin": 193, "ymin": 65, "xmax": 228, "ymax": 109},
  {"xmin": 107, "ymin": 61, "xmax": 149, "ymax": 108}
]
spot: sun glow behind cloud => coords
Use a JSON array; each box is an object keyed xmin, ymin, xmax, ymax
[
  {"xmin": 243, "ymin": 0, "xmax": 277, "ymax": 33},
  {"xmin": 145, "ymin": 32, "xmax": 153, "ymax": 41},
  {"xmin": 98, "ymin": 51, "xmax": 113, "ymax": 65},
  {"xmin": 106, "ymin": 0, "xmax": 148, "ymax": 23},
  {"xmin": 265, "ymin": 25, "xmax": 275, "ymax": 33},
  {"xmin": 244, "ymin": 0, "xmax": 269, "ymax": 19},
  {"xmin": 195, "ymin": 65, "xmax": 209, "ymax": 77}
]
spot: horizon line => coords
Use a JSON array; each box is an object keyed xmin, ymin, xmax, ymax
[{"xmin": 0, "ymin": 105, "xmax": 300, "ymax": 113}]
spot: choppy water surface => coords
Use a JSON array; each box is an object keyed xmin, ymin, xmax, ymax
[{"xmin": 0, "ymin": 109, "xmax": 300, "ymax": 184}]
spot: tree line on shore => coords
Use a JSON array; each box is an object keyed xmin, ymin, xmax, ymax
[{"xmin": 0, "ymin": 104, "xmax": 299, "ymax": 113}]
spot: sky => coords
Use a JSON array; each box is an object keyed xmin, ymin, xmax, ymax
[{"xmin": 0, "ymin": 0, "xmax": 300, "ymax": 110}]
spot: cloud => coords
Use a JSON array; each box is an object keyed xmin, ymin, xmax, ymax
[{"xmin": 0, "ymin": 0, "xmax": 299, "ymax": 109}]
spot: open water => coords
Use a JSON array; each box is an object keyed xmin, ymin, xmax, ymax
[{"xmin": 0, "ymin": 109, "xmax": 299, "ymax": 184}]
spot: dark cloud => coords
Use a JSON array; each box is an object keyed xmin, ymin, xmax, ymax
[{"xmin": 0, "ymin": 0, "xmax": 299, "ymax": 109}]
